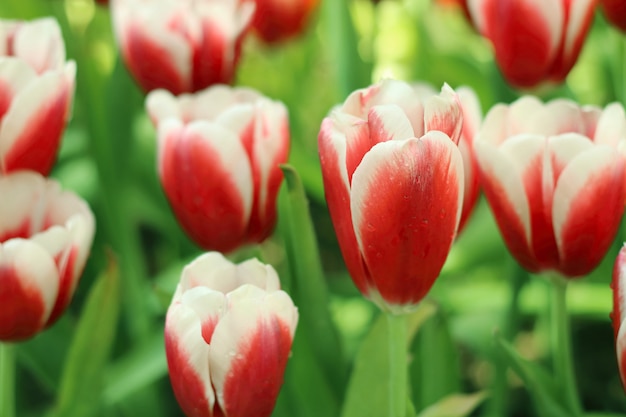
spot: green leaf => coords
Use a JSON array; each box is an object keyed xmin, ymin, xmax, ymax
[
  {"xmin": 341, "ymin": 302, "xmax": 436, "ymax": 417},
  {"xmin": 494, "ymin": 334, "xmax": 571, "ymax": 417},
  {"xmin": 48, "ymin": 257, "xmax": 121, "ymax": 417},
  {"xmin": 278, "ymin": 165, "xmax": 347, "ymax": 394},
  {"xmin": 416, "ymin": 391, "xmax": 488, "ymax": 417}
]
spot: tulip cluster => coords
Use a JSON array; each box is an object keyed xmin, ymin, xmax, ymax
[{"xmin": 0, "ymin": 17, "xmax": 94, "ymax": 343}]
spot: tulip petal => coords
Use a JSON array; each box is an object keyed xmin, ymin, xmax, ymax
[
  {"xmin": 506, "ymin": 96, "xmax": 543, "ymax": 136},
  {"xmin": 350, "ymin": 131, "xmax": 464, "ymax": 309},
  {"xmin": 210, "ymin": 285, "xmax": 297, "ymax": 417},
  {"xmin": 0, "ymin": 239, "xmax": 59, "ymax": 341},
  {"xmin": 158, "ymin": 119, "xmax": 253, "ymax": 252},
  {"xmin": 146, "ymin": 89, "xmax": 183, "ymax": 124},
  {"xmin": 612, "ymin": 246, "xmax": 626, "ymax": 341},
  {"xmin": 0, "ymin": 58, "xmax": 37, "ymax": 120},
  {"xmin": 594, "ymin": 102, "xmax": 626, "ymax": 148},
  {"xmin": 424, "ymin": 84, "xmax": 462, "ymax": 144},
  {"xmin": 527, "ymin": 99, "xmax": 585, "ymax": 135},
  {"xmin": 0, "ymin": 62, "xmax": 74, "ymax": 175},
  {"xmin": 11, "ymin": 18, "xmax": 66, "ymax": 73},
  {"xmin": 553, "ymin": 146, "xmax": 626, "ymax": 276}
]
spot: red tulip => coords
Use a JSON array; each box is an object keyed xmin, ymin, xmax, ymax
[
  {"xmin": 0, "ymin": 18, "xmax": 75, "ymax": 176},
  {"xmin": 474, "ymin": 97, "xmax": 626, "ymax": 277},
  {"xmin": 249, "ymin": 0, "xmax": 319, "ymax": 43},
  {"xmin": 612, "ymin": 245, "xmax": 626, "ymax": 391},
  {"xmin": 467, "ymin": 0, "xmax": 596, "ymax": 88},
  {"xmin": 0, "ymin": 172, "xmax": 95, "ymax": 341},
  {"xmin": 112, "ymin": 0, "xmax": 254, "ymax": 94},
  {"xmin": 165, "ymin": 252, "xmax": 298, "ymax": 417},
  {"xmin": 318, "ymin": 79, "xmax": 465, "ymax": 313},
  {"xmin": 146, "ymin": 85, "xmax": 289, "ymax": 253},
  {"xmin": 601, "ymin": 0, "xmax": 626, "ymax": 32}
]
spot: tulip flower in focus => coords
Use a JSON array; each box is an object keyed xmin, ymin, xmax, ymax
[
  {"xmin": 146, "ymin": 85, "xmax": 289, "ymax": 253},
  {"xmin": 318, "ymin": 79, "xmax": 465, "ymax": 313},
  {"xmin": 601, "ymin": 0, "xmax": 626, "ymax": 32},
  {"xmin": 612, "ymin": 245, "xmax": 626, "ymax": 391},
  {"xmin": 467, "ymin": 0, "xmax": 595, "ymax": 88},
  {"xmin": 0, "ymin": 17, "xmax": 76, "ymax": 176},
  {"xmin": 248, "ymin": 0, "xmax": 319, "ymax": 44},
  {"xmin": 111, "ymin": 0, "xmax": 254, "ymax": 94},
  {"xmin": 0, "ymin": 172, "xmax": 95, "ymax": 341},
  {"xmin": 474, "ymin": 97, "xmax": 626, "ymax": 278},
  {"xmin": 165, "ymin": 252, "xmax": 298, "ymax": 417}
]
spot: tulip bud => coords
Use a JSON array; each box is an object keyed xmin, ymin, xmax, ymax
[
  {"xmin": 467, "ymin": 0, "xmax": 595, "ymax": 88},
  {"xmin": 0, "ymin": 172, "xmax": 95, "ymax": 341},
  {"xmin": 146, "ymin": 85, "xmax": 289, "ymax": 253},
  {"xmin": 601, "ymin": 0, "xmax": 626, "ymax": 32},
  {"xmin": 474, "ymin": 97, "xmax": 626, "ymax": 278},
  {"xmin": 318, "ymin": 79, "xmax": 465, "ymax": 313},
  {"xmin": 248, "ymin": 0, "xmax": 319, "ymax": 44},
  {"xmin": 111, "ymin": 0, "xmax": 254, "ymax": 94},
  {"xmin": 0, "ymin": 17, "xmax": 75, "ymax": 176},
  {"xmin": 165, "ymin": 252, "xmax": 298, "ymax": 417}
]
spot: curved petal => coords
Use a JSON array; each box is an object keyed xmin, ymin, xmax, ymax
[
  {"xmin": 12, "ymin": 18, "xmax": 66, "ymax": 73},
  {"xmin": 612, "ymin": 245, "xmax": 626, "ymax": 341},
  {"xmin": 594, "ymin": 102, "xmax": 626, "ymax": 148},
  {"xmin": 553, "ymin": 146, "xmax": 626, "ymax": 277},
  {"xmin": 158, "ymin": 120, "xmax": 253, "ymax": 252},
  {"xmin": 527, "ymin": 99, "xmax": 585, "ymax": 135},
  {"xmin": 423, "ymin": 84, "xmax": 463, "ymax": 144},
  {"xmin": 0, "ymin": 239, "xmax": 59, "ymax": 341},
  {"xmin": 145, "ymin": 89, "xmax": 182, "ymax": 125},
  {"xmin": 0, "ymin": 58, "xmax": 37, "ymax": 121},
  {"xmin": 350, "ymin": 131, "xmax": 464, "ymax": 310}
]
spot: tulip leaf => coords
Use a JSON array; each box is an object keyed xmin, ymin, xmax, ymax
[
  {"xmin": 341, "ymin": 302, "xmax": 436, "ymax": 417},
  {"xmin": 278, "ymin": 165, "xmax": 348, "ymax": 394},
  {"xmin": 494, "ymin": 334, "xmax": 572, "ymax": 417},
  {"xmin": 48, "ymin": 257, "xmax": 120, "ymax": 417},
  {"xmin": 416, "ymin": 391, "xmax": 488, "ymax": 417}
]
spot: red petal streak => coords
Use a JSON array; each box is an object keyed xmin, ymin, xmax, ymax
[
  {"xmin": 160, "ymin": 125, "xmax": 249, "ymax": 253},
  {"xmin": 351, "ymin": 134, "xmax": 463, "ymax": 307},
  {"xmin": 0, "ymin": 264, "xmax": 46, "ymax": 341},
  {"xmin": 125, "ymin": 24, "xmax": 188, "ymax": 94},
  {"xmin": 3, "ymin": 81, "xmax": 71, "ymax": 175},
  {"xmin": 0, "ymin": 219, "xmax": 31, "ymax": 243},
  {"xmin": 221, "ymin": 317, "xmax": 293, "ymax": 417},
  {"xmin": 191, "ymin": 21, "xmax": 235, "ymax": 92}
]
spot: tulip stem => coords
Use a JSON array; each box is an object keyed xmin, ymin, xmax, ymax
[
  {"xmin": 549, "ymin": 275, "xmax": 582, "ymax": 416},
  {"xmin": 387, "ymin": 313, "xmax": 408, "ymax": 417},
  {"xmin": 0, "ymin": 343, "xmax": 15, "ymax": 417}
]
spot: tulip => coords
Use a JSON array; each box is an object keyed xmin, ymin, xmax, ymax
[
  {"xmin": 467, "ymin": 0, "xmax": 596, "ymax": 88},
  {"xmin": 165, "ymin": 252, "xmax": 298, "ymax": 417},
  {"xmin": 146, "ymin": 85, "xmax": 289, "ymax": 253},
  {"xmin": 0, "ymin": 171, "xmax": 95, "ymax": 341},
  {"xmin": 318, "ymin": 79, "xmax": 465, "ymax": 313},
  {"xmin": 249, "ymin": 0, "xmax": 319, "ymax": 44},
  {"xmin": 0, "ymin": 17, "xmax": 75, "ymax": 176},
  {"xmin": 601, "ymin": 0, "xmax": 626, "ymax": 32},
  {"xmin": 111, "ymin": 0, "xmax": 254, "ymax": 94},
  {"xmin": 474, "ymin": 97, "xmax": 626, "ymax": 278},
  {"xmin": 612, "ymin": 245, "xmax": 626, "ymax": 391}
]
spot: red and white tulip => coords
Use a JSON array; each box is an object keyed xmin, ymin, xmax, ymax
[
  {"xmin": 112, "ymin": 0, "xmax": 254, "ymax": 94},
  {"xmin": 165, "ymin": 252, "xmax": 298, "ymax": 417},
  {"xmin": 248, "ymin": 0, "xmax": 319, "ymax": 44},
  {"xmin": 474, "ymin": 97, "xmax": 626, "ymax": 277},
  {"xmin": 146, "ymin": 85, "xmax": 289, "ymax": 253},
  {"xmin": 0, "ymin": 17, "xmax": 75, "ymax": 176},
  {"xmin": 318, "ymin": 79, "xmax": 465, "ymax": 313},
  {"xmin": 0, "ymin": 171, "xmax": 95, "ymax": 341},
  {"xmin": 467, "ymin": 0, "xmax": 596, "ymax": 88}
]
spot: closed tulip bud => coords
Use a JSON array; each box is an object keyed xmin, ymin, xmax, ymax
[
  {"xmin": 467, "ymin": 0, "xmax": 595, "ymax": 88},
  {"xmin": 165, "ymin": 252, "xmax": 298, "ymax": 417},
  {"xmin": 474, "ymin": 97, "xmax": 626, "ymax": 278},
  {"xmin": 0, "ymin": 172, "xmax": 95, "ymax": 341},
  {"xmin": 248, "ymin": 0, "xmax": 319, "ymax": 44},
  {"xmin": 318, "ymin": 79, "xmax": 465, "ymax": 313},
  {"xmin": 612, "ymin": 245, "xmax": 626, "ymax": 391},
  {"xmin": 146, "ymin": 85, "xmax": 289, "ymax": 253},
  {"xmin": 0, "ymin": 18, "xmax": 75, "ymax": 176},
  {"xmin": 601, "ymin": 0, "xmax": 626, "ymax": 32},
  {"xmin": 111, "ymin": 0, "xmax": 254, "ymax": 94}
]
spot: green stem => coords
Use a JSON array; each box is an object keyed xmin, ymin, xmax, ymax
[
  {"xmin": 0, "ymin": 343, "xmax": 15, "ymax": 417},
  {"xmin": 387, "ymin": 313, "xmax": 408, "ymax": 417},
  {"xmin": 549, "ymin": 275, "xmax": 582, "ymax": 416}
]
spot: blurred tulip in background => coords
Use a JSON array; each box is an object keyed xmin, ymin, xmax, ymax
[
  {"xmin": 146, "ymin": 85, "xmax": 289, "ymax": 253},
  {"xmin": 248, "ymin": 0, "xmax": 320, "ymax": 44},
  {"xmin": 0, "ymin": 172, "xmax": 95, "ymax": 341},
  {"xmin": 165, "ymin": 252, "xmax": 298, "ymax": 417},
  {"xmin": 0, "ymin": 17, "xmax": 75, "ymax": 176},
  {"xmin": 601, "ymin": 0, "xmax": 626, "ymax": 32},
  {"xmin": 111, "ymin": 0, "xmax": 254, "ymax": 94}
]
